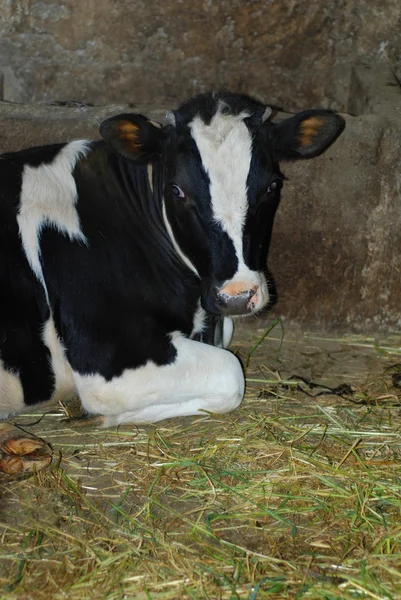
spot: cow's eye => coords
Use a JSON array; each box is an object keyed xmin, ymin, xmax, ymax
[
  {"xmin": 267, "ymin": 179, "xmax": 282, "ymax": 194},
  {"xmin": 171, "ymin": 184, "xmax": 186, "ymax": 199}
]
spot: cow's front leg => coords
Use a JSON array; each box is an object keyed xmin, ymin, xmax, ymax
[{"xmin": 73, "ymin": 336, "xmax": 244, "ymax": 427}]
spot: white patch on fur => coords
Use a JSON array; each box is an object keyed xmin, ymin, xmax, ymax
[
  {"xmin": 190, "ymin": 302, "xmax": 206, "ymax": 337},
  {"xmin": 189, "ymin": 107, "xmax": 251, "ymax": 242},
  {"xmin": 73, "ymin": 336, "xmax": 244, "ymax": 425},
  {"xmin": 189, "ymin": 107, "xmax": 269, "ymax": 312},
  {"xmin": 17, "ymin": 140, "xmax": 91, "ymax": 296},
  {"xmin": 0, "ymin": 360, "xmax": 24, "ymax": 417},
  {"xmin": 162, "ymin": 200, "xmax": 200, "ymax": 277},
  {"xmin": 42, "ymin": 318, "xmax": 76, "ymax": 403}
]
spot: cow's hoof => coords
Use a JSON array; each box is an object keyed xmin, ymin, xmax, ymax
[
  {"xmin": 0, "ymin": 424, "xmax": 52, "ymax": 475},
  {"xmin": 62, "ymin": 414, "xmax": 107, "ymax": 428},
  {"xmin": 59, "ymin": 397, "xmax": 106, "ymax": 427}
]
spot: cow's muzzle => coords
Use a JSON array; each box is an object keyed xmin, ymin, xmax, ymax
[
  {"xmin": 201, "ymin": 277, "xmax": 268, "ymax": 316},
  {"xmin": 216, "ymin": 284, "xmax": 259, "ymax": 316}
]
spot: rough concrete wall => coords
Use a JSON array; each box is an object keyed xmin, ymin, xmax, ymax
[
  {"xmin": 0, "ymin": 0, "xmax": 400, "ymax": 113},
  {"xmin": 268, "ymin": 67, "xmax": 401, "ymax": 333},
  {"xmin": 270, "ymin": 111, "xmax": 401, "ymax": 333},
  {"xmin": 0, "ymin": 101, "xmax": 169, "ymax": 150}
]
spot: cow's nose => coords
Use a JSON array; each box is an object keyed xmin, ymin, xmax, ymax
[{"xmin": 217, "ymin": 284, "xmax": 259, "ymax": 316}]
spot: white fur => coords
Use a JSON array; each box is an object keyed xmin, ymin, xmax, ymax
[
  {"xmin": 189, "ymin": 108, "xmax": 269, "ymax": 312},
  {"xmin": 17, "ymin": 140, "xmax": 91, "ymax": 295},
  {"xmin": 190, "ymin": 302, "xmax": 206, "ymax": 337},
  {"xmin": 42, "ymin": 318, "xmax": 76, "ymax": 402},
  {"xmin": 189, "ymin": 108, "xmax": 251, "ymax": 240},
  {"xmin": 0, "ymin": 359, "xmax": 24, "ymax": 417},
  {"xmin": 73, "ymin": 335, "xmax": 244, "ymax": 426}
]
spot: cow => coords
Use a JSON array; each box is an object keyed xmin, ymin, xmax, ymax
[{"xmin": 0, "ymin": 92, "xmax": 344, "ymax": 438}]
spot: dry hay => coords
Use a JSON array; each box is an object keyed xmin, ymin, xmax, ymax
[{"xmin": 1, "ymin": 321, "xmax": 401, "ymax": 599}]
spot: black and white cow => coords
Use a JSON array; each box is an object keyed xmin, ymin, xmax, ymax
[{"xmin": 0, "ymin": 92, "xmax": 344, "ymax": 426}]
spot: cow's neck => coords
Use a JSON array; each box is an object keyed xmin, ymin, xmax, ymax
[{"xmin": 108, "ymin": 151, "xmax": 201, "ymax": 290}]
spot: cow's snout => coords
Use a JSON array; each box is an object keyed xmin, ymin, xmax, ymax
[
  {"xmin": 202, "ymin": 276, "xmax": 269, "ymax": 316},
  {"xmin": 217, "ymin": 283, "xmax": 259, "ymax": 316}
]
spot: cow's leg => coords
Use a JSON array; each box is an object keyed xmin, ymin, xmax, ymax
[
  {"xmin": 74, "ymin": 336, "xmax": 244, "ymax": 426},
  {"xmin": 192, "ymin": 314, "xmax": 234, "ymax": 348},
  {"xmin": 0, "ymin": 423, "xmax": 52, "ymax": 474}
]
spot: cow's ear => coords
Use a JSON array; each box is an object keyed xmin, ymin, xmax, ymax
[
  {"xmin": 272, "ymin": 110, "xmax": 345, "ymax": 160},
  {"xmin": 99, "ymin": 113, "xmax": 165, "ymax": 162}
]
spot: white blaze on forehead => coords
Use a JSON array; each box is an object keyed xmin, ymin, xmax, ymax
[{"xmin": 189, "ymin": 108, "xmax": 252, "ymax": 246}]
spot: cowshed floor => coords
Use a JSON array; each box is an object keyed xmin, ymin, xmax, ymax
[{"xmin": 1, "ymin": 319, "xmax": 401, "ymax": 599}]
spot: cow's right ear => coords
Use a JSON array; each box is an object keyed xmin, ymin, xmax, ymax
[{"xmin": 99, "ymin": 114, "xmax": 165, "ymax": 162}]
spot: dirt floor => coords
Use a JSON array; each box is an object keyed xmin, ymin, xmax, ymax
[{"xmin": 1, "ymin": 320, "xmax": 401, "ymax": 599}]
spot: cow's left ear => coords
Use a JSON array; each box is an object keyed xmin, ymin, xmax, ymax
[
  {"xmin": 99, "ymin": 113, "xmax": 165, "ymax": 162},
  {"xmin": 272, "ymin": 110, "xmax": 345, "ymax": 160}
]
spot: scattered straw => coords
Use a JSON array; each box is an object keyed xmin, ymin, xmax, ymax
[{"xmin": 1, "ymin": 323, "xmax": 401, "ymax": 599}]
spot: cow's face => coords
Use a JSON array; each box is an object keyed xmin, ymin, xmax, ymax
[
  {"xmin": 162, "ymin": 106, "xmax": 283, "ymax": 317},
  {"xmin": 100, "ymin": 94, "xmax": 344, "ymax": 317}
]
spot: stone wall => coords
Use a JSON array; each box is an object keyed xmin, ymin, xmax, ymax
[
  {"xmin": 1, "ymin": 0, "xmax": 401, "ymax": 333},
  {"xmin": 270, "ymin": 108, "xmax": 401, "ymax": 333},
  {"xmin": 1, "ymin": 0, "xmax": 400, "ymax": 113}
]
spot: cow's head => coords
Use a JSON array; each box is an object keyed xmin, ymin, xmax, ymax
[{"xmin": 100, "ymin": 93, "xmax": 344, "ymax": 317}]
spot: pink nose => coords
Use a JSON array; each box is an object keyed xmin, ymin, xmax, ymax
[{"xmin": 219, "ymin": 282, "xmax": 259, "ymax": 297}]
